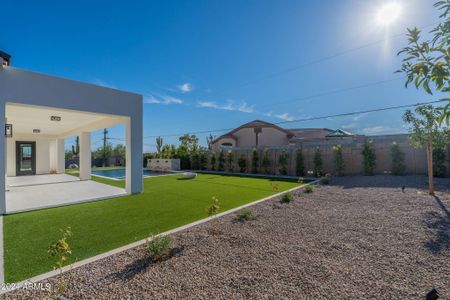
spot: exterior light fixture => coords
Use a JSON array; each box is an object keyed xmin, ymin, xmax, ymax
[
  {"xmin": 33, "ymin": 129, "xmax": 41, "ymax": 133},
  {"xmin": 50, "ymin": 116, "xmax": 62, "ymax": 121},
  {"xmin": 5, "ymin": 124, "xmax": 12, "ymax": 138}
]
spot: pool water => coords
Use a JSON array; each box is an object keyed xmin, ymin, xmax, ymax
[{"xmin": 91, "ymin": 168, "xmax": 172, "ymax": 180}]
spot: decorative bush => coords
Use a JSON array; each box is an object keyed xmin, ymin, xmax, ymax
[
  {"xmin": 278, "ymin": 151, "xmax": 289, "ymax": 175},
  {"xmin": 296, "ymin": 148, "xmax": 305, "ymax": 176},
  {"xmin": 313, "ymin": 148, "xmax": 323, "ymax": 177},
  {"xmin": 238, "ymin": 155, "xmax": 247, "ymax": 173},
  {"xmin": 235, "ymin": 208, "xmax": 254, "ymax": 221},
  {"xmin": 361, "ymin": 140, "xmax": 376, "ymax": 176},
  {"xmin": 226, "ymin": 150, "xmax": 234, "ymax": 172},
  {"xmin": 281, "ymin": 192, "xmax": 294, "ymax": 203},
  {"xmin": 433, "ymin": 146, "xmax": 447, "ymax": 177},
  {"xmin": 210, "ymin": 153, "xmax": 216, "ymax": 170},
  {"xmin": 252, "ymin": 148, "xmax": 259, "ymax": 173},
  {"xmin": 262, "ymin": 148, "xmax": 271, "ymax": 174},
  {"xmin": 390, "ymin": 142, "xmax": 405, "ymax": 175},
  {"xmin": 332, "ymin": 145, "xmax": 345, "ymax": 176},
  {"xmin": 304, "ymin": 185, "xmax": 314, "ymax": 193},
  {"xmin": 191, "ymin": 153, "xmax": 200, "ymax": 170},
  {"xmin": 147, "ymin": 234, "xmax": 172, "ymax": 262},
  {"xmin": 218, "ymin": 151, "xmax": 225, "ymax": 171}
]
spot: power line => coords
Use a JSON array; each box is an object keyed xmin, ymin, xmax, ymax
[
  {"xmin": 143, "ymin": 99, "xmax": 445, "ymax": 139},
  {"xmin": 210, "ymin": 22, "xmax": 439, "ymax": 95}
]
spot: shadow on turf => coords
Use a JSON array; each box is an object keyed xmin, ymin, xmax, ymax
[{"xmin": 423, "ymin": 196, "xmax": 450, "ymax": 254}]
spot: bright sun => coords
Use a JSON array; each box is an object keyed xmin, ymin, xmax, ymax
[{"xmin": 376, "ymin": 3, "xmax": 402, "ymax": 26}]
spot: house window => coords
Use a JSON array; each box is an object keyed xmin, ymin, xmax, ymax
[{"xmin": 221, "ymin": 142, "xmax": 233, "ymax": 147}]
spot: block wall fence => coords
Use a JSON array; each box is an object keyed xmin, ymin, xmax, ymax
[{"xmin": 195, "ymin": 134, "xmax": 450, "ymax": 176}]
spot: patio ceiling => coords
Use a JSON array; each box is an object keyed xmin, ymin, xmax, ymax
[{"xmin": 5, "ymin": 103, "xmax": 126, "ymax": 137}]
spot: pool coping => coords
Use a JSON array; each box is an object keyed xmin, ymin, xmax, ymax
[{"xmin": 0, "ymin": 179, "xmax": 319, "ymax": 293}]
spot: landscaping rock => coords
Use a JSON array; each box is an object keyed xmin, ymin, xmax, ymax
[{"xmin": 3, "ymin": 175, "xmax": 449, "ymax": 299}]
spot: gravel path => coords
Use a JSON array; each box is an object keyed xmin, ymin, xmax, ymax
[{"xmin": 3, "ymin": 175, "xmax": 450, "ymax": 299}]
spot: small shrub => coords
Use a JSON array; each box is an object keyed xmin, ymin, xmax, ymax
[
  {"xmin": 298, "ymin": 177, "xmax": 305, "ymax": 184},
  {"xmin": 270, "ymin": 182, "xmax": 279, "ymax": 192},
  {"xmin": 251, "ymin": 148, "xmax": 259, "ymax": 173},
  {"xmin": 296, "ymin": 148, "xmax": 305, "ymax": 176},
  {"xmin": 207, "ymin": 196, "xmax": 221, "ymax": 234},
  {"xmin": 278, "ymin": 151, "xmax": 289, "ymax": 175},
  {"xmin": 304, "ymin": 185, "xmax": 314, "ymax": 193},
  {"xmin": 48, "ymin": 227, "xmax": 72, "ymax": 299},
  {"xmin": 281, "ymin": 192, "xmax": 294, "ymax": 203},
  {"xmin": 147, "ymin": 234, "xmax": 172, "ymax": 262},
  {"xmin": 332, "ymin": 144, "xmax": 345, "ymax": 176},
  {"xmin": 433, "ymin": 146, "xmax": 447, "ymax": 177},
  {"xmin": 235, "ymin": 208, "xmax": 254, "ymax": 221},
  {"xmin": 361, "ymin": 140, "xmax": 376, "ymax": 176},
  {"xmin": 313, "ymin": 148, "xmax": 323, "ymax": 177},
  {"xmin": 390, "ymin": 142, "xmax": 405, "ymax": 175},
  {"xmin": 238, "ymin": 155, "xmax": 247, "ymax": 173}
]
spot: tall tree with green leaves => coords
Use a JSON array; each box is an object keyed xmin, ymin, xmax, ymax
[
  {"xmin": 403, "ymin": 105, "xmax": 446, "ymax": 195},
  {"xmin": 262, "ymin": 148, "xmax": 271, "ymax": 174},
  {"xmin": 251, "ymin": 148, "xmax": 259, "ymax": 173},
  {"xmin": 361, "ymin": 140, "xmax": 376, "ymax": 176},
  {"xmin": 313, "ymin": 148, "xmax": 323, "ymax": 177},
  {"xmin": 390, "ymin": 142, "xmax": 405, "ymax": 176},
  {"xmin": 397, "ymin": 1, "xmax": 450, "ymax": 123}
]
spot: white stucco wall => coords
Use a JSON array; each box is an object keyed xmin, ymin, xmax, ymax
[{"xmin": 6, "ymin": 135, "xmax": 63, "ymax": 176}]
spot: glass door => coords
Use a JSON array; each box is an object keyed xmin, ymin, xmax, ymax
[{"xmin": 16, "ymin": 141, "xmax": 36, "ymax": 176}]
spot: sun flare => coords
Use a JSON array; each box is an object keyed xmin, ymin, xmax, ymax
[{"xmin": 376, "ymin": 3, "xmax": 402, "ymax": 26}]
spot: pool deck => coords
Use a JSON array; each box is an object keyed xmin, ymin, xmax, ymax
[{"xmin": 5, "ymin": 174, "xmax": 127, "ymax": 214}]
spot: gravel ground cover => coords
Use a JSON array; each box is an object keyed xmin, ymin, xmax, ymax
[{"xmin": 3, "ymin": 175, "xmax": 450, "ymax": 299}]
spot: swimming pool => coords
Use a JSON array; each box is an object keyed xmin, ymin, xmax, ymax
[{"xmin": 91, "ymin": 168, "xmax": 173, "ymax": 180}]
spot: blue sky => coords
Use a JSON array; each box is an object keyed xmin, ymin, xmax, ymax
[{"xmin": 0, "ymin": 0, "xmax": 440, "ymax": 152}]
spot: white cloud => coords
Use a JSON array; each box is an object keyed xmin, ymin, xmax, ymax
[
  {"xmin": 93, "ymin": 79, "xmax": 116, "ymax": 89},
  {"xmin": 143, "ymin": 94, "xmax": 183, "ymax": 105},
  {"xmin": 274, "ymin": 113, "xmax": 294, "ymax": 121},
  {"xmin": 342, "ymin": 123, "xmax": 357, "ymax": 129},
  {"xmin": 197, "ymin": 100, "xmax": 254, "ymax": 113},
  {"xmin": 353, "ymin": 112, "xmax": 369, "ymax": 121},
  {"xmin": 178, "ymin": 83, "xmax": 193, "ymax": 93}
]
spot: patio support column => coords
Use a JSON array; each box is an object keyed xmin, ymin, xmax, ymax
[
  {"xmin": 125, "ymin": 115, "xmax": 143, "ymax": 194},
  {"xmin": 79, "ymin": 132, "xmax": 91, "ymax": 180},
  {"xmin": 56, "ymin": 138, "xmax": 65, "ymax": 173}
]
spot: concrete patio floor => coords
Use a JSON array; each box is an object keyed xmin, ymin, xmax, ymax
[{"xmin": 5, "ymin": 174, "xmax": 126, "ymax": 213}]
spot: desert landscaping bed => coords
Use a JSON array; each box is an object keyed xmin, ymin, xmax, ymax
[{"xmin": 3, "ymin": 175, "xmax": 450, "ymax": 299}]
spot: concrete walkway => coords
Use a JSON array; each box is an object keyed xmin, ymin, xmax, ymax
[{"xmin": 6, "ymin": 175, "xmax": 126, "ymax": 213}]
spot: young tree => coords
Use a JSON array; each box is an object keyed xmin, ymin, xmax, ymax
[
  {"xmin": 210, "ymin": 153, "xmax": 217, "ymax": 171},
  {"xmin": 278, "ymin": 151, "xmax": 289, "ymax": 175},
  {"xmin": 313, "ymin": 148, "xmax": 323, "ymax": 177},
  {"xmin": 226, "ymin": 150, "xmax": 234, "ymax": 172},
  {"xmin": 206, "ymin": 134, "xmax": 214, "ymax": 150},
  {"xmin": 397, "ymin": 1, "xmax": 450, "ymax": 123},
  {"xmin": 156, "ymin": 136, "xmax": 163, "ymax": 158},
  {"xmin": 361, "ymin": 140, "xmax": 376, "ymax": 176},
  {"xmin": 262, "ymin": 148, "xmax": 271, "ymax": 174},
  {"xmin": 295, "ymin": 148, "xmax": 305, "ymax": 176},
  {"xmin": 390, "ymin": 142, "xmax": 405, "ymax": 176},
  {"xmin": 332, "ymin": 144, "xmax": 345, "ymax": 176},
  {"xmin": 403, "ymin": 105, "xmax": 445, "ymax": 195},
  {"xmin": 251, "ymin": 148, "xmax": 259, "ymax": 173},
  {"xmin": 238, "ymin": 155, "xmax": 247, "ymax": 173},
  {"xmin": 218, "ymin": 151, "xmax": 225, "ymax": 171}
]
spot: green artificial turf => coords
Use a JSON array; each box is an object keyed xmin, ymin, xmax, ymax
[{"xmin": 4, "ymin": 174, "xmax": 298, "ymax": 283}]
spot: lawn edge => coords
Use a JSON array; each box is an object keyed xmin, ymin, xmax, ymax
[{"xmin": 0, "ymin": 179, "xmax": 319, "ymax": 293}]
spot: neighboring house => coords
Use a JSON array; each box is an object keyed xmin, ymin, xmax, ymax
[
  {"xmin": 0, "ymin": 51, "xmax": 143, "ymax": 214},
  {"xmin": 211, "ymin": 120, "xmax": 357, "ymax": 150}
]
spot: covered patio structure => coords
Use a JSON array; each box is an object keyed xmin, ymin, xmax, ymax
[{"xmin": 0, "ymin": 53, "xmax": 143, "ymax": 214}]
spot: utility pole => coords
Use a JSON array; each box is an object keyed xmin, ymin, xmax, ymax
[{"xmin": 103, "ymin": 128, "xmax": 108, "ymax": 167}]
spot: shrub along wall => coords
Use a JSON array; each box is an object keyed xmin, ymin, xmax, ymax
[{"xmin": 191, "ymin": 134, "xmax": 446, "ymax": 177}]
